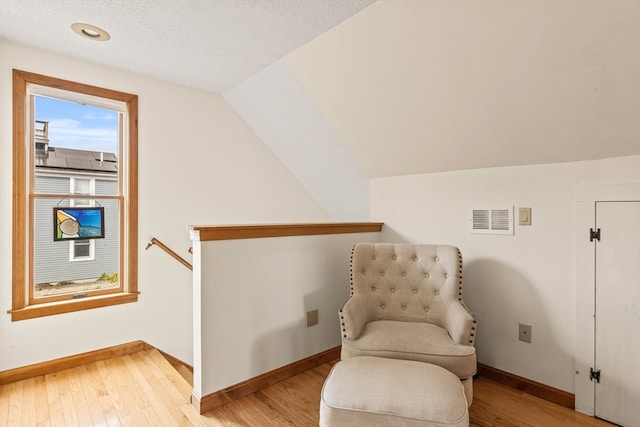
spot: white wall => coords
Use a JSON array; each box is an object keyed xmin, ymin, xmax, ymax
[
  {"xmin": 224, "ymin": 62, "xmax": 370, "ymax": 221},
  {"xmin": 0, "ymin": 40, "xmax": 331, "ymax": 371},
  {"xmin": 370, "ymin": 155, "xmax": 640, "ymax": 393},
  {"xmin": 191, "ymin": 232, "xmax": 380, "ymax": 398}
]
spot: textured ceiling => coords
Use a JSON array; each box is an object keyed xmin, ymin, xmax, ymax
[{"xmin": 0, "ymin": 0, "xmax": 375, "ymax": 93}]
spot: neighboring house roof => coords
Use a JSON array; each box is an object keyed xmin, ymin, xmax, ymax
[{"xmin": 36, "ymin": 147, "xmax": 118, "ymax": 174}]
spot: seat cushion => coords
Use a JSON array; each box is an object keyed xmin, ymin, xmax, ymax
[
  {"xmin": 320, "ymin": 357, "xmax": 469, "ymax": 427},
  {"xmin": 341, "ymin": 320, "xmax": 477, "ymax": 379}
]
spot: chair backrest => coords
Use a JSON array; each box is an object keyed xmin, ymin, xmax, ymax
[{"xmin": 350, "ymin": 243, "xmax": 463, "ymax": 328}]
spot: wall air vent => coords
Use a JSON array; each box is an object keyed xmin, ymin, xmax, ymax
[{"xmin": 469, "ymin": 207, "xmax": 514, "ymax": 235}]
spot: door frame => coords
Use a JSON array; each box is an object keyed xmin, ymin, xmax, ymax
[{"xmin": 574, "ymin": 183, "xmax": 640, "ymax": 415}]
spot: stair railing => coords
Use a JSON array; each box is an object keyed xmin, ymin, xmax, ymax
[{"xmin": 146, "ymin": 237, "xmax": 193, "ymax": 271}]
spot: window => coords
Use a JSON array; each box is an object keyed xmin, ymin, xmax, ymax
[
  {"xmin": 72, "ymin": 240, "xmax": 92, "ymax": 259},
  {"xmin": 11, "ymin": 69, "xmax": 138, "ymax": 321},
  {"xmin": 70, "ymin": 177, "xmax": 96, "ymax": 262},
  {"xmin": 71, "ymin": 177, "xmax": 94, "ymax": 207}
]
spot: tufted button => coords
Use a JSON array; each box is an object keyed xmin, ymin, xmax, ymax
[
  {"xmin": 445, "ymin": 273, "xmax": 449, "ymax": 278},
  {"xmin": 390, "ymin": 287, "xmax": 395, "ymax": 293},
  {"xmin": 371, "ymin": 286, "xmax": 376, "ymax": 291},
  {"xmin": 435, "ymin": 256, "xmax": 440, "ymax": 262},
  {"xmin": 424, "ymin": 306, "xmax": 430, "ymax": 312},
  {"xmin": 414, "ymin": 256, "xmax": 419, "ymax": 261},
  {"xmin": 434, "ymin": 290, "xmax": 440, "ymax": 295},
  {"xmin": 413, "ymin": 288, "xmax": 418, "ymax": 294},
  {"xmin": 380, "ymin": 271, "xmax": 385, "ymax": 276},
  {"xmin": 392, "ymin": 255, "xmax": 397, "ymax": 260},
  {"xmin": 425, "ymin": 272, "xmax": 430, "ymax": 278},
  {"xmin": 402, "ymin": 305, "xmax": 407, "ymax": 310},
  {"xmin": 380, "ymin": 304, "xmax": 385, "ymax": 309},
  {"xmin": 402, "ymin": 272, "xmax": 407, "ymax": 277},
  {"xmin": 372, "ymin": 255, "xmax": 376, "ymax": 260}
]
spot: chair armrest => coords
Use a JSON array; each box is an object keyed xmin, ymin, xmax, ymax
[
  {"xmin": 339, "ymin": 296, "xmax": 369, "ymax": 340},
  {"xmin": 446, "ymin": 302, "xmax": 477, "ymax": 345}
]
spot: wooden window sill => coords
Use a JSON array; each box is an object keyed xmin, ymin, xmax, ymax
[{"xmin": 8, "ymin": 292, "xmax": 138, "ymax": 321}]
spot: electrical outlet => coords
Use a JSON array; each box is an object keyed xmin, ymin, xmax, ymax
[
  {"xmin": 306, "ymin": 309, "xmax": 319, "ymax": 327},
  {"xmin": 519, "ymin": 323, "xmax": 532, "ymax": 343}
]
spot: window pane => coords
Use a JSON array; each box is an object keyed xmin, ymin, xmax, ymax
[
  {"xmin": 72, "ymin": 178, "xmax": 93, "ymax": 207},
  {"xmin": 73, "ymin": 240, "xmax": 91, "ymax": 258},
  {"xmin": 33, "ymin": 197, "xmax": 121, "ymax": 298},
  {"xmin": 33, "ymin": 96, "xmax": 119, "ymax": 197},
  {"xmin": 74, "ymin": 178, "xmax": 91, "ymax": 194}
]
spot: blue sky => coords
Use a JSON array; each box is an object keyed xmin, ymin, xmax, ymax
[{"xmin": 35, "ymin": 96, "xmax": 119, "ymax": 154}]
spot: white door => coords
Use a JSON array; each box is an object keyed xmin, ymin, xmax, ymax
[{"xmin": 595, "ymin": 201, "xmax": 640, "ymax": 426}]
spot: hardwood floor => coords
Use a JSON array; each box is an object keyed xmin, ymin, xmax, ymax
[{"xmin": 0, "ymin": 349, "xmax": 614, "ymax": 426}]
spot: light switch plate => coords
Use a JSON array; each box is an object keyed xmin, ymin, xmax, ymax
[{"xmin": 519, "ymin": 208, "xmax": 532, "ymax": 226}]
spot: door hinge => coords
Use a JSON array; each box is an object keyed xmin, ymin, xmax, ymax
[
  {"xmin": 590, "ymin": 367, "xmax": 601, "ymax": 383},
  {"xmin": 590, "ymin": 228, "xmax": 601, "ymax": 242}
]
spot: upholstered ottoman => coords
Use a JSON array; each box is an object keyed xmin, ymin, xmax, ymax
[{"xmin": 320, "ymin": 357, "xmax": 468, "ymax": 427}]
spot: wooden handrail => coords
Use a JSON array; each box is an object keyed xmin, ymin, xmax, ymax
[
  {"xmin": 146, "ymin": 237, "xmax": 192, "ymax": 271},
  {"xmin": 189, "ymin": 222, "xmax": 383, "ymax": 242}
]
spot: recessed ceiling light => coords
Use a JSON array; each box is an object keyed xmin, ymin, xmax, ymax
[{"xmin": 71, "ymin": 23, "xmax": 110, "ymax": 41}]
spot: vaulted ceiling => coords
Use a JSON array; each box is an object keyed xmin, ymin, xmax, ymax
[{"xmin": 2, "ymin": 0, "xmax": 639, "ymax": 182}]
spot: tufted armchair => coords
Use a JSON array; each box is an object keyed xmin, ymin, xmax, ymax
[{"xmin": 339, "ymin": 243, "xmax": 477, "ymax": 404}]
